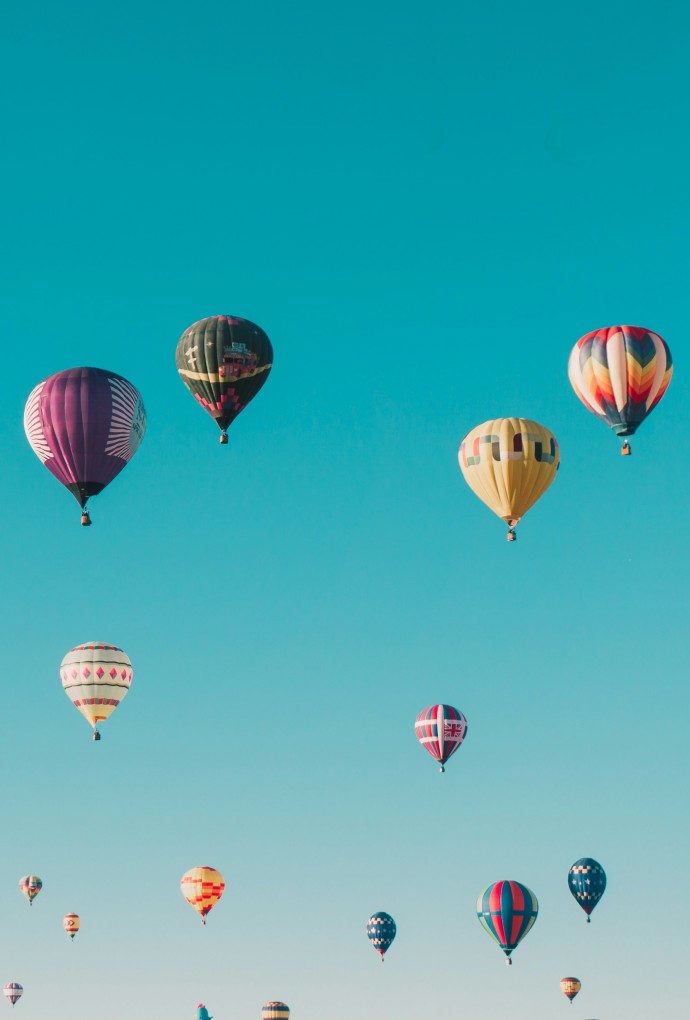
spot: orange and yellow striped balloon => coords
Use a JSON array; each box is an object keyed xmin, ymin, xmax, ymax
[
  {"xmin": 458, "ymin": 418, "xmax": 559, "ymax": 539},
  {"xmin": 63, "ymin": 912, "xmax": 80, "ymax": 940},
  {"xmin": 568, "ymin": 325, "xmax": 672, "ymax": 448},
  {"xmin": 181, "ymin": 866, "xmax": 225, "ymax": 924}
]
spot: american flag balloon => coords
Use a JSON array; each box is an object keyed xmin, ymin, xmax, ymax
[
  {"xmin": 560, "ymin": 977, "xmax": 581, "ymax": 1003},
  {"xmin": 568, "ymin": 858, "xmax": 606, "ymax": 922},
  {"xmin": 414, "ymin": 704, "xmax": 467, "ymax": 773},
  {"xmin": 366, "ymin": 911, "xmax": 396, "ymax": 961}
]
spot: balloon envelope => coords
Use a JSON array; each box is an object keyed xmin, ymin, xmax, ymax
[
  {"xmin": 477, "ymin": 880, "xmax": 538, "ymax": 963},
  {"xmin": 366, "ymin": 911, "xmax": 396, "ymax": 959},
  {"xmin": 568, "ymin": 858, "xmax": 606, "ymax": 920},
  {"xmin": 197, "ymin": 1006, "xmax": 212, "ymax": 1020},
  {"xmin": 181, "ymin": 867, "xmax": 225, "ymax": 923},
  {"xmin": 63, "ymin": 913, "xmax": 80, "ymax": 939},
  {"xmin": 3, "ymin": 984, "xmax": 22, "ymax": 1006},
  {"xmin": 24, "ymin": 367, "xmax": 146, "ymax": 514},
  {"xmin": 262, "ymin": 1003, "xmax": 290, "ymax": 1019},
  {"xmin": 414, "ymin": 704, "xmax": 467, "ymax": 772},
  {"xmin": 176, "ymin": 315, "xmax": 273, "ymax": 439},
  {"xmin": 560, "ymin": 977, "xmax": 581, "ymax": 1002},
  {"xmin": 18, "ymin": 875, "xmax": 42, "ymax": 905},
  {"xmin": 459, "ymin": 418, "xmax": 559, "ymax": 536},
  {"xmin": 568, "ymin": 325, "xmax": 672, "ymax": 439},
  {"xmin": 60, "ymin": 642, "xmax": 133, "ymax": 738}
]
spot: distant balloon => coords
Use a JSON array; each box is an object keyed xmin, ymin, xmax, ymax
[
  {"xmin": 181, "ymin": 867, "xmax": 225, "ymax": 924},
  {"xmin": 560, "ymin": 977, "xmax": 581, "ymax": 1003},
  {"xmin": 366, "ymin": 911, "xmax": 396, "ymax": 961},
  {"xmin": 24, "ymin": 367, "xmax": 146, "ymax": 525},
  {"xmin": 3, "ymin": 984, "xmax": 22, "ymax": 1006},
  {"xmin": 568, "ymin": 858, "xmax": 606, "ymax": 922},
  {"xmin": 459, "ymin": 418, "xmax": 559, "ymax": 541},
  {"xmin": 477, "ymin": 880, "xmax": 538, "ymax": 964},
  {"xmin": 63, "ymin": 913, "xmax": 80, "ymax": 940},
  {"xmin": 414, "ymin": 704, "xmax": 467, "ymax": 773},
  {"xmin": 18, "ymin": 876, "xmax": 42, "ymax": 906},
  {"xmin": 262, "ymin": 1003, "xmax": 290, "ymax": 1019},
  {"xmin": 568, "ymin": 325, "xmax": 672, "ymax": 455},
  {"xmin": 60, "ymin": 642, "xmax": 133, "ymax": 741},
  {"xmin": 176, "ymin": 315, "xmax": 273, "ymax": 444},
  {"xmin": 197, "ymin": 1005, "xmax": 212, "ymax": 1020}
]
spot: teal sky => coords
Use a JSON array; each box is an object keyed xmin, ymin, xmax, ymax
[{"xmin": 1, "ymin": 2, "xmax": 689, "ymax": 1017}]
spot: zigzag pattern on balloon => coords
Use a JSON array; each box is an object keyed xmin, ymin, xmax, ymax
[{"xmin": 568, "ymin": 325, "xmax": 673, "ymax": 436}]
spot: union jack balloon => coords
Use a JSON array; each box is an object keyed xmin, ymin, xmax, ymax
[
  {"xmin": 366, "ymin": 911, "xmax": 396, "ymax": 961},
  {"xmin": 414, "ymin": 704, "xmax": 467, "ymax": 773},
  {"xmin": 477, "ymin": 880, "xmax": 538, "ymax": 965},
  {"xmin": 568, "ymin": 325, "xmax": 672, "ymax": 455},
  {"xmin": 3, "ymin": 984, "xmax": 22, "ymax": 1007},
  {"xmin": 568, "ymin": 857, "xmax": 606, "ymax": 922}
]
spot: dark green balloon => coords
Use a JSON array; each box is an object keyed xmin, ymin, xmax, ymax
[{"xmin": 176, "ymin": 315, "xmax": 273, "ymax": 440}]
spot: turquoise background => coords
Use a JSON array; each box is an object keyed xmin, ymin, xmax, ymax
[{"xmin": 1, "ymin": 1, "xmax": 688, "ymax": 1017}]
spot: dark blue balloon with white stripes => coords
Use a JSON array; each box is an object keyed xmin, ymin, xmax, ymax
[
  {"xmin": 367, "ymin": 911, "xmax": 396, "ymax": 960},
  {"xmin": 568, "ymin": 858, "xmax": 606, "ymax": 922}
]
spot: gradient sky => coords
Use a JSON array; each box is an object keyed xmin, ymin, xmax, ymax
[{"xmin": 1, "ymin": 2, "xmax": 689, "ymax": 1018}]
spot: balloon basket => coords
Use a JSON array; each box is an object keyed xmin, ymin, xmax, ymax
[
  {"xmin": 81, "ymin": 511, "xmax": 92, "ymax": 526},
  {"xmin": 621, "ymin": 441, "xmax": 631, "ymax": 456}
]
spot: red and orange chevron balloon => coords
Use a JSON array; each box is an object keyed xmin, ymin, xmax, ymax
[
  {"xmin": 180, "ymin": 866, "xmax": 225, "ymax": 924},
  {"xmin": 568, "ymin": 325, "xmax": 673, "ymax": 453}
]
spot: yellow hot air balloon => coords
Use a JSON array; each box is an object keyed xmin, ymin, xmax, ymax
[
  {"xmin": 63, "ymin": 913, "xmax": 80, "ymax": 940},
  {"xmin": 180, "ymin": 866, "xmax": 225, "ymax": 924},
  {"xmin": 458, "ymin": 417, "xmax": 559, "ymax": 541},
  {"xmin": 560, "ymin": 977, "xmax": 581, "ymax": 1003}
]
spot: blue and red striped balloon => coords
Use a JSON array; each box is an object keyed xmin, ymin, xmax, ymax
[
  {"xmin": 414, "ymin": 704, "xmax": 467, "ymax": 773},
  {"xmin": 476, "ymin": 880, "xmax": 538, "ymax": 964}
]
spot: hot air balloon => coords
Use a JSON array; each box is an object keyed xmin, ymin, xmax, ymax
[
  {"xmin": 568, "ymin": 858, "xmax": 606, "ymax": 922},
  {"xmin": 176, "ymin": 315, "xmax": 273, "ymax": 444},
  {"xmin": 366, "ymin": 912, "xmax": 396, "ymax": 961},
  {"xmin": 60, "ymin": 642, "xmax": 133, "ymax": 741},
  {"xmin": 477, "ymin": 880, "xmax": 538, "ymax": 964},
  {"xmin": 568, "ymin": 325, "xmax": 673, "ymax": 455},
  {"xmin": 262, "ymin": 1004, "xmax": 290, "ymax": 1019},
  {"xmin": 63, "ymin": 913, "xmax": 80, "ymax": 940},
  {"xmin": 458, "ymin": 418, "xmax": 559, "ymax": 541},
  {"xmin": 181, "ymin": 867, "xmax": 225, "ymax": 924},
  {"xmin": 560, "ymin": 977, "xmax": 581, "ymax": 1004},
  {"xmin": 24, "ymin": 367, "xmax": 146, "ymax": 525},
  {"xmin": 414, "ymin": 704, "xmax": 467, "ymax": 773},
  {"xmin": 197, "ymin": 1006, "xmax": 213, "ymax": 1020},
  {"xmin": 3, "ymin": 985, "xmax": 22, "ymax": 1007},
  {"xmin": 18, "ymin": 875, "xmax": 42, "ymax": 906}
]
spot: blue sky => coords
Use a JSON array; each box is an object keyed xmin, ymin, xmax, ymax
[{"xmin": 1, "ymin": 1, "xmax": 689, "ymax": 1017}]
